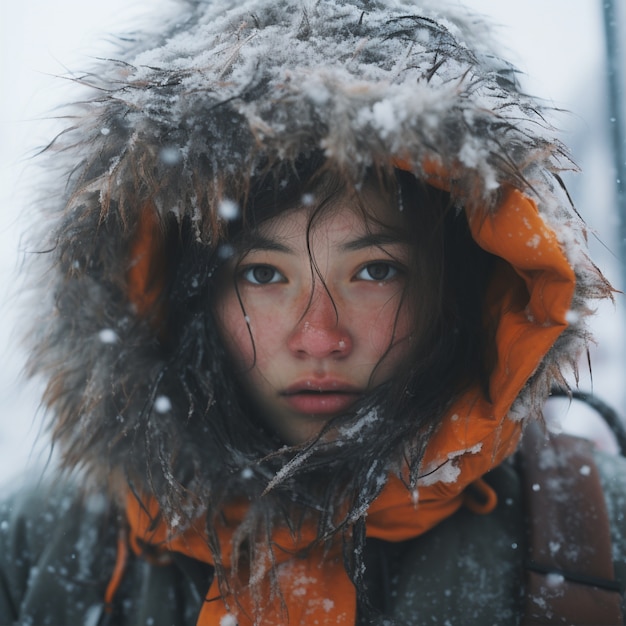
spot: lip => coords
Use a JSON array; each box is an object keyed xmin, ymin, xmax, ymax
[{"xmin": 281, "ymin": 379, "xmax": 363, "ymax": 415}]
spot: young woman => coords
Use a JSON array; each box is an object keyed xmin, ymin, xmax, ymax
[{"xmin": 1, "ymin": 1, "xmax": 625, "ymax": 624}]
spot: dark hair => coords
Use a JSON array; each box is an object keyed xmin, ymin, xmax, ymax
[{"xmin": 152, "ymin": 156, "xmax": 495, "ymax": 615}]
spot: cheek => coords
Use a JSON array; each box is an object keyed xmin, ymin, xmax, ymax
[
  {"xmin": 360, "ymin": 292, "xmax": 413, "ymax": 357},
  {"xmin": 360, "ymin": 299, "xmax": 414, "ymax": 389},
  {"xmin": 214, "ymin": 292, "xmax": 254, "ymax": 368},
  {"xmin": 215, "ymin": 291, "xmax": 286, "ymax": 371}
]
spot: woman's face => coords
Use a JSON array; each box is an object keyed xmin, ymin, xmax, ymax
[{"xmin": 214, "ymin": 185, "xmax": 415, "ymax": 444}]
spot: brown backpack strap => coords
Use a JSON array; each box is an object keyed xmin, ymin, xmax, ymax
[{"xmin": 519, "ymin": 423, "xmax": 624, "ymax": 625}]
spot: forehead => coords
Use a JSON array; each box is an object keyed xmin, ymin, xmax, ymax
[{"xmin": 256, "ymin": 182, "xmax": 409, "ymax": 242}]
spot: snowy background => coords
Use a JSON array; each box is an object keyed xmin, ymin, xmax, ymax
[{"xmin": 1, "ymin": 0, "xmax": 625, "ymax": 484}]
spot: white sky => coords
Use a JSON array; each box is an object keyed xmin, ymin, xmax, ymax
[{"xmin": 0, "ymin": 1, "xmax": 623, "ymax": 481}]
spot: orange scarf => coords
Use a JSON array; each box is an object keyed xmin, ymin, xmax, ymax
[
  {"xmin": 124, "ymin": 388, "xmax": 522, "ymax": 626},
  {"xmin": 125, "ymin": 470, "xmax": 499, "ymax": 625}
]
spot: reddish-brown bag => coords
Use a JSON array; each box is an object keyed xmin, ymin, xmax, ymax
[{"xmin": 520, "ymin": 422, "xmax": 624, "ymax": 625}]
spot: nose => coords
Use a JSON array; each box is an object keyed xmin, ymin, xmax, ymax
[{"xmin": 287, "ymin": 287, "xmax": 353, "ymax": 360}]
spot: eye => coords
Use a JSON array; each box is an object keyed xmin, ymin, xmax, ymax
[
  {"xmin": 355, "ymin": 262, "xmax": 399, "ymax": 282},
  {"xmin": 241, "ymin": 265, "xmax": 285, "ymax": 285}
]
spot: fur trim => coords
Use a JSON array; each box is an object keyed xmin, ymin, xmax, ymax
[{"xmin": 27, "ymin": 0, "xmax": 611, "ymax": 517}]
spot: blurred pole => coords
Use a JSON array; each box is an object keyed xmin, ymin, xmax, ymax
[{"xmin": 602, "ymin": 0, "xmax": 626, "ymax": 290}]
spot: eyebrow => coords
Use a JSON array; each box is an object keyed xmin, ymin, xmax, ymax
[
  {"xmin": 240, "ymin": 232, "xmax": 294, "ymax": 254},
  {"xmin": 339, "ymin": 232, "xmax": 411, "ymax": 252},
  {"xmin": 240, "ymin": 230, "xmax": 410, "ymax": 255}
]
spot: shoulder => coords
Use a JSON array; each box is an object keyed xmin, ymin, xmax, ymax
[
  {"xmin": 0, "ymin": 475, "xmax": 118, "ymax": 625},
  {"xmin": 384, "ymin": 447, "xmax": 626, "ymax": 625},
  {"xmin": 0, "ymin": 475, "xmax": 117, "ymax": 565},
  {"xmin": 0, "ymin": 476, "xmax": 206, "ymax": 626}
]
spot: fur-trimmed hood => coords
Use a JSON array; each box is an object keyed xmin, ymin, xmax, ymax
[{"xmin": 29, "ymin": 0, "xmax": 610, "ymax": 521}]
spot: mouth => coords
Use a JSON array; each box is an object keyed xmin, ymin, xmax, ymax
[{"xmin": 281, "ymin": 380, "xmax": 362, "ymax": 416}]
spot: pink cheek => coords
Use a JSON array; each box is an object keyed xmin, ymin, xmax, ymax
[
  {"xmin": 364, "ymin": 303, "xmax": 412, "ymax": 355},
  {"xmin": 248, "ymin": 313, "xmax": 286, "ymax": 365},
  {"xmin": 361, "ymin": 306, "xmax": 395, "ymax": 347},
  {"xmin": 367, "ymin": 325, "xmax": 393, "ymax": 356},
  {"xmin": 227, "ymin": 311, "xmax": 287, "ymax": 371}
]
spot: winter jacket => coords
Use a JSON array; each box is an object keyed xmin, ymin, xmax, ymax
[
  {"xmin": 2, "ymin": 445, "xmax": 625, "ymax": 625},
  {"xmin": 2, "ymin": 0, "xmax": 621, "ymax": 624}
]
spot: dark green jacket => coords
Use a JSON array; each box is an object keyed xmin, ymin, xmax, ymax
[{"xmin": 2, "ymin": 450, "xmax": 625, "ymax": 626}]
